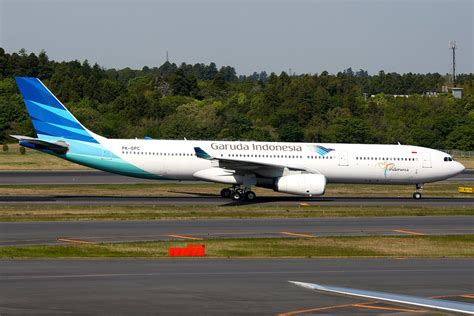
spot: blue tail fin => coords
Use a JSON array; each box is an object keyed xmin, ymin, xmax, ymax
[{"xmin": 15, "ymin": 77, "xmax": 99, "ymax": 143}]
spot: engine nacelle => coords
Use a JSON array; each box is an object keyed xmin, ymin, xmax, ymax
[{"xmin": 275, "ymin": 174, "xmax": 326, "ymax": 196}]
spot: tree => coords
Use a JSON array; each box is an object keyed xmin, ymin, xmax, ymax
[
  {"xmin": 0, "ymin": 47, "xmax": 472, "ymax": 149},
  {"xmin": 218, "ymin": 66, "xmax": 237, "ymax": 81},
  {"xmin": 325, "ymin": 117, "xmax": 373, "ymax": 143},
  {"xmin": 170, "ymin": 69, "xmax": 200, "ymax": 97},
  {"xmin": 211, "ymin": 72, "xmax": 227, "ymax": 91},
  {"xmin": 278, "ymin": 122, "xmax": 304, "ymax": 142}
]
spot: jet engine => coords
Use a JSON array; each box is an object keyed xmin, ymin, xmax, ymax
[{"xmin": 274, "ymin": 174, "xmax": 326, "ymax": 196}]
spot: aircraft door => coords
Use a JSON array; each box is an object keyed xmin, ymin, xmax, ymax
[
  {"xmin": 338, "ymin": 151, "xmax": 349, "ymax": 166},
  {"xmin": 422, "ymin": 152, "xmax": 432, "ymax": 168}
]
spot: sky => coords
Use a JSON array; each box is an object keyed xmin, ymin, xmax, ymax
[{"xmin": 1, "ymin": 0, "xmax": 472, "ymax": 75}]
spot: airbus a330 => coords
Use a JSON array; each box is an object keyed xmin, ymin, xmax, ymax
[{"xmin": 12, "ymin": 77, "xmax": 464, "ymax": 200}]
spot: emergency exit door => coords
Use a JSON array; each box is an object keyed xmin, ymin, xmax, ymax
[
  {"xmin": 422, "ymin": 152, "xmax": 432, "ymax": 168},
  {"xmin": 338, "ymin": 151, "xmax": 349, "ymax": 166}
]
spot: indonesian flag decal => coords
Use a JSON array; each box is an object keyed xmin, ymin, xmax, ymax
[{"xmin": 411, "ymin": 151, "xmax": 417, "ymax": 154}]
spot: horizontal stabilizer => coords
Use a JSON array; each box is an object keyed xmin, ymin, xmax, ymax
[{"xmin": 11, "ymin": 135, "xmax": 69, "ymax": 155}]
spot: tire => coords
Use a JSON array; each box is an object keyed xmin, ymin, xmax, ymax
[
  {"xmin": 413, "ymin": 192, "xmax": 422, "ymax": 199},
  {"xmin": 245, "ymin": 191, "xmax": 256, "ymax": 200},
  {"xmin": 231, "ymin": 191, "xmax": 242, "ymax": 201},
  {"xmin": 220, "ymin": 188, "xmax": 231, "ymax": 198}
]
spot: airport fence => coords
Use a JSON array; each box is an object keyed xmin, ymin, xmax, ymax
[{"xmin": 442, "ymin": 150, "xmax": 474, "ymax": 158}]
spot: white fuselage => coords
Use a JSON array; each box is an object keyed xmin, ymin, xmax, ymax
[{"xmin": 101, "ymin": 139, "xmax": 464, "ymax": 185}]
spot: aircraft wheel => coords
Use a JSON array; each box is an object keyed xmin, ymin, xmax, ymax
[
  {"xmin": 413, "ymin": 192, "xmax": 422, "ymax": 199},
  {"xmin": 245, "ymin": 191, "xmax": 256, "ymax": 200},
  {"xmin": 220, "ymin": 188, "xmax": 231, "ymax": 198},
  {"xmin": 231, "ymin": 191, "xmax": 243, "ymax": 201}
]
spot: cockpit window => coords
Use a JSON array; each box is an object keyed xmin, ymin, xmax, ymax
[{"xmin": 444, "ymin": 157, "xmax": 453, "ymax": 162}]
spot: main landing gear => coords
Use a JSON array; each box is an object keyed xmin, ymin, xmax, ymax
[
  {"xmin": 413, "ymin": 183, "xmax": 423, "ymax": 199},
  {"xmin": 220, "ymin": 185, "xmax": 256, "ymax": 201}
]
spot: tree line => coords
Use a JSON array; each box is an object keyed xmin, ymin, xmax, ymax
[{"xmin": 0, "ymin": 48, "xmax": 473, "ymax": 150}]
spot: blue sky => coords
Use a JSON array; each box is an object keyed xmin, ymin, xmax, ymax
[{"xmin": 1, "ymin": 0, "xmax": 472, "ymax": 75}]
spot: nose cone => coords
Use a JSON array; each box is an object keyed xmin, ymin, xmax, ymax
[{"xmin": 452, "ymin": 161, "xmax": 465, "ymax": 176}]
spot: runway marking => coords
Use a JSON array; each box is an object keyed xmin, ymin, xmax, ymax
[
  {"xmin": 57, "ymin": 238, "xmax": 96, "ymax": 244},
  {"xmin": 277, "ymin": 302, "xmax": 363, "ymax": 315},
  {"xmin": 431, "ymin": 293, "xmax": 474, "ymax": 299},
  {"xmin": 282, "ymin": 292, "xmax": 472, "ymax": 315},
  {"xmin": 280, "ymin": 232, "xmax": 316, "ymax": 238},
  {"xmin": 393, "ymin": 229, "xmax": 426, "ymax": 236},
  {"xmin": 353, "ymin": 303, "xmax": 425, "ymax": 312},
  {"xmin": 279, "ymin": 301, "xmax": 426, "ymax": 315},
  {"xmin": 167, "ymin": 234, "xmax": 203, "ymax": 241}
]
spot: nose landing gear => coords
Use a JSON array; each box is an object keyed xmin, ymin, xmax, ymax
[
  {"xmin": 413, "ymin": 183, "xmax": 423, "ymax": 199},
  {"xmin": 220, "ymin": 185, "xmax": 256, "ymax": 201}
]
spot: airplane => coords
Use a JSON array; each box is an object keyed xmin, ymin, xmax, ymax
[
  {"xmin": 289, "ymin": 281, "xmax": 474, "ymax": 315},
  {"xmin": 12, "ymin": 77, "xmax": 465, "ymax": 201}
]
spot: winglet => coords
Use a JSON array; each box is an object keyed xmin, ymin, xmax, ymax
[{"xmin": 194, "ymin": 147, "xmax": 213, "ymax": 160}]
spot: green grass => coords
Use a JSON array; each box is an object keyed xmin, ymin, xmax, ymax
[
  {"xmin": 0, "ymin": 204, "xmax": 472, "ymax": 222},
  {"xmin": 0, "ymin": 144, "xmax": 89, "ymax": 170},
  {"xmin": 1, "ymin": 235, "xmax": 472, "ymax": 258},
  {"xmin": 0, "ymin": 181, "xmax": 471, "ymax": 198}
]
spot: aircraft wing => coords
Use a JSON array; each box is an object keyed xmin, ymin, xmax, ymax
[
  {"xmin": 194, "ymin": 147, "xmax": 308, "ymax": 172},
  {"xmin": 289, "ymin": 281, "xmax": 474, "ymax": 315}
]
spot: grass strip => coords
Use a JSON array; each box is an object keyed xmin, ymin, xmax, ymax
[
  {"xmin": 1, "ymin": 235, "xmax": 473, "ymax": 258},
  {"xmin": 0, "ymin": 204, "xmax": 473, "ymax": 222},
  {"xmin": 0, "ymin": 182, "xmax": 471, "ymax": 198},
  {"xmin": 0, "ymin": 145, "xmax": 89, "ymax": 170}
]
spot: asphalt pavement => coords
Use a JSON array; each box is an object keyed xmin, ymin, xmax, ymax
[
  {"xmin": 0, "ymin": 258, "xmax": 472, "ymax": 315},
  {"xmin": 1, "ymin": 216, "xmax": 472, "ymax": 246},
  {"xmin": 1, "ymin": 194, "xmax": 473, "ymax": 207}
]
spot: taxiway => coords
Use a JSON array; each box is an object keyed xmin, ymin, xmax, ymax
[
  {"xmin": 0, "ymin": 258, "xmax": 472, "ymax": 315},
  {"xmin": 1, "ymin": 216, "xmax": 472, "ymax": 246}
]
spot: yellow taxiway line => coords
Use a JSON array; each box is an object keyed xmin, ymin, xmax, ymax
[
  {"xmin": 280, "ymin": 232, "xmax": 316, "ymax": 238},
  {"xmin": 168, "ymin": 234, "xmax": 203, "ymax": 241},
  {"xmin": 57, "ymin": 238, "xmax": 96, "ymax": 244},
  {"xmin": 353, "ymin": 303, "xmax": 424, "ymax": 313},
  {"xmin": 277, "ymin": 302, "xmax": 360, "ymax": 316},
  {"xmin": 393, "ymin": 229, "xmax": 426, "ymax": 236}
]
